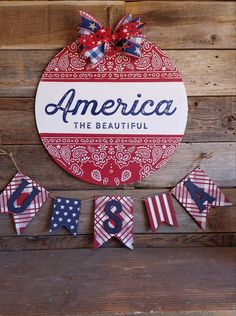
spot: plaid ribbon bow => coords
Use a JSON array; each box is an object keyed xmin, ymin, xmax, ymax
[{"xmin": 78, "ymin": 11, "xmax": 145, "ymax": 64}]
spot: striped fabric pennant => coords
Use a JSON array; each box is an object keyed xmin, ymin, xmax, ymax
[
  {"xmin": 171, "ymin": 168, "xmax": 232, "ymax": 230},
  {"xmin": 0, "ymin": 172, "xmax": 49, "ymax": 234},
  {"xmin": 94, "ymin": 196, "xmax": 134, "ymax": 250},
  {"xmin": 144, "ymin": 193, "xmax": 178, "ymax": 233}
]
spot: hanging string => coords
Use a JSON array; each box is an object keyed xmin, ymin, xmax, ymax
[
  {"xmin": 169, "ymin": 151, "xmax": 214, "ymax": 197},
  {"xmin": 0, "ymin": 148, "xmax": 214, "ymax": 202},
  {"xmin": 0, "ymin": 149, "xmax": 21, "ymax": 173},
  {"xmin": 49, "ymin": 192, "xmax": 56, "ymax": 200},
  {"xmin": 48, "ymin": 191, "xmax": 95, "ymax": 202},
  {"xmin": 194, "ymin": 152, "xmax": 214, "ymax": 168}
]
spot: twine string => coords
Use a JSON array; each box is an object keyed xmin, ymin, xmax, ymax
[
  {"xmin": 169, "ymin": 152, "xmax": 214, "ymax": 197},
  {"xmin": 194, "ymin": 152, "xmax": 214, "ymax": 168},
  {"xmin": 0, "ymin": 150, "xmax": 21, "ymax": 173},
  {"xmin": 49, "ymin": 191, "xmax": 95, "ymax": 202},
  {"xmin": 0, "ymin": 148, "xmax": 214, "ymax": 202}
]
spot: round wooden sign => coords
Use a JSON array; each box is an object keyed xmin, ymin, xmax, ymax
[{"xmin": 35, "ymin": 40, "xmax": 188, "ymax": 186}]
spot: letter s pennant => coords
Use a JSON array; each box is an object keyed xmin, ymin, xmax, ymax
[
  {"xmin": 171, "ymin": 168, "xmax": 232, "ymax": 230},
  {"xmin": 0, "ymin": 172, "xmax": 49, "ymax": 234},
  {"xmin": 94, "ymin": 196, "xmax": 134, "ymax": 249}
]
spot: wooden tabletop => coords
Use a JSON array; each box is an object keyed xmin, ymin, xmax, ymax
[{"xmin": 0, "ymin": 248, "xmax": 236, "ymax": 315}]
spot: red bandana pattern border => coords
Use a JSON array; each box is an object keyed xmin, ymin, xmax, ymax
[
  {"xmin": 94, "ymin": 195, "xmax": 134, "ymax": 249},
  {"xmin": 40, "ymin": 134, "xmax": 182, "ymax": 186},
  {"xmin": 41, "ymin": 40, "xmax": 181, "ymax": 82}
]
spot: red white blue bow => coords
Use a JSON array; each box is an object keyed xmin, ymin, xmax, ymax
[{"xmin": 77, "ymin": 11, "xmax": 145, "ymax": 64}]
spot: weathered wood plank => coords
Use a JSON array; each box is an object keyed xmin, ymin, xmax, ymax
[
  {"xmin": 0, "ymin": 188, "xmax": 235, "ymax": 235},
  {"xmin": 0, "ymin": 1, "xmax": 235, "ymax": 49},
  {"xmin": 126, "ymin": 0, "xmax": 236, "ymax": 2},
  {"xmin": 0, "ymin": 96, "xmax": 235, "ymax": 145},
  {"xmin": 0, "ymin": 1, "xmax": 125, "ymax": 49},
  {"xmin": 0, "ymin": 143, "xmax": 235, "ymax": 189},
  {"xmin": 137, "ymin": 142, "xmax": 236, "ymax": 188},
  {"xmin": 0, "ymin": 248, "xmax": 235, "ymax": 315},
  {"xmin": 183, "ymin": 96, "xmax": 236, "ymax": 143},
  {"xmin": 0, "ymin": 233, "xmax": 235, "ymax": 251},
  {"xmin": 0, "ymin": 50, "xmax": 235, "ymax": 97},
  {"xmin": 126, "ymin": 1, "xmax": 236, "ymax": 49}
]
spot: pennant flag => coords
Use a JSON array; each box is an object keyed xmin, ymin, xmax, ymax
[
  {"xmin": 171, "ymin": 168, "xmax": 232, "ymax": 229},
  {"xmin": 144, "ymin": 193, "xmax": 178, "ymax": 233},
  {"xmin": 0, "ymin": 172, "xmax": 49, "ymax": 234},
  {"xmin": 94, "ymin": 196, "xmax": 134, "ymax": 249},
  {"xmin": 49, "ymin": 197, "xmax": 81, "ymax": 236}
]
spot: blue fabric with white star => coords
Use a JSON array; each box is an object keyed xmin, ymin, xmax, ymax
[
  {"xmin": 79, "ymin": 15, "xmax": 104, "ymax": 64},
  {"xmin": 49, "ymin": 197, "xmax": 81, "ymax": 236},
  {"xmin": 78, "ymin": 13, "xmax": 144, "ymax": 64},
  {"xmin": 116, "ymin": 38, "xmax": 141, "ymax": 58},
  {"xmin": 80, "ymin": 17, "xmax": 100, "ymax": 34}
]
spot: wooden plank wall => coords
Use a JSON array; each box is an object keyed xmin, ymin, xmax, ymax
[{"xmin": 0, "ymin": 0, "xmax": 235, "ymax": 251}]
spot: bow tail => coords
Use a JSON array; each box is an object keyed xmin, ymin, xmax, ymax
[
  {"xmin": 117, "ymin": 36, "xmax": 145, "ymax": 58},
  {"xmin": 84, "ymin": 44, "xmax": 106, "ymax": 64},
  {"xmin": 79, "ymin": 11, "xmax": 102, "ymax": 35},
  {"xmin": 114, "ymin": 14, "xmax": 133, "ymax": 32}
]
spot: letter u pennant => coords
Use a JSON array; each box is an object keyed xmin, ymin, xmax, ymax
[
  {"xmin": 94, "ymin": 196, "xmax": 134, "ymax": 250},
  {"xmin": 0, "ymin": 172, "xmax": 49, "ymax": 234},
  {"xmin": 172, "ymin": 168, "xmax": 232, "ymax": 230}
]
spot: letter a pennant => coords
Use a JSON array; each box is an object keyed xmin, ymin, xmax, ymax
[
  {"xmin": 0, "ymin": 172, "xmax": 49, "ymax": 234},
  {"xmin": 94, "ymin": 196, "xmax": 134, "ymax": 249},
  {"xmin": 171, "ymin": 168, "xmax": 232, "ymax": 229},
  {"xmin": 144, "ymin": 193, "xmax": 178, "ymax": 233}
]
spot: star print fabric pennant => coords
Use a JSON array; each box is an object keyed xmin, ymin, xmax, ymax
[
  {"xmin": 94, "ymin": 196, "xmax": 134, "ymax": 250},
  {"xmin": 171, "ymin": 168, "xmax": 232, "ymax": 230},
  {"xmin": 0, "ymin": 172, "xmax": 49, "ymax": 234},
  {"xmin": 50, "ymin": 197, "xmax": 81, "ymax": 236},
  {"xmin": 144, "ymin": 193, "xmax": 178, "ymax": 233}
]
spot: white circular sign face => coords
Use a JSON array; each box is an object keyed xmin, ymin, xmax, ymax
[{"xmin": 35, "ymin": 40, "xmax": 188, "ymax": 186}]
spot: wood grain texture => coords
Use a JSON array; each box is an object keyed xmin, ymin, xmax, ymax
[
  {"xmin": 1, "ymin": 50, "xmax": 235, "ymax": 97},
  {"xmin": 0, "ymin": 1, "xmax": 235, "ymax": 314},
  {"xmin": 1, "ymin": 1, "xmax": 235, "ymax": 49},
  {"xmin": 126, "ymin": 0, "xmax": 236, "ymax": 2},
  {"xmin": 0, "ymin": 248, "xmax": 235, "ymax": 315},
  {"xmin": 126, "ymin": 1, "xmax": 236, "ymax": 49},
  {"xmin": 0, "ymin": 1, "xmax": 125, "ymax": 49},
  {"xmin": 0, "ymin": 143, "xmax": 235, "ymax": 190},
  {"xmin": 0, "ymin": 188, "xmax": 235, "ymax": 236},
  {"xmin": 0, "ymin": 233, "xmax": 235, "ymax": 251},
  {"xmin": 0, "ymin": 96, "xmax": 235, "ymax": 145}
]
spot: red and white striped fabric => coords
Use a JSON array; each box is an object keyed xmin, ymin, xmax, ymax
[
  {"xmin": 171, "ymin": 168, "xmax": 232, "ymax": 230},
  {"xmin": 0, "ymin": 172, "xmax": 49, "ymax": 234},
  {"xmin": 94, "ymin": 196, "xmax": 134, "ymax": 249},
  {"xmin": 144, "ymin": 193, "xmax": 178, "ymax": 233}
]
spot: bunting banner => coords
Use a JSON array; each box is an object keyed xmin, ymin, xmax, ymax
[
  {"xmin": 0, "ymin": 152, "xmax": 233, "ymax": 244},
  {"xmin": 0, "ymin": 172, "xmax": 49, "ymax": 234},
  {"xmin": 144, "ymin": 193, "xmax": 178, "ymax": 233},
  {"xmin": 94, "ymin": 196, "xmax": 134, "ymax": 249},
  {"xmin": 171, "ymin": 168, "xmax": 232, "ymax": 229},
  {"xmin": 49, "ymin": 197, "xmax": 81, "ymax": 236}
]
